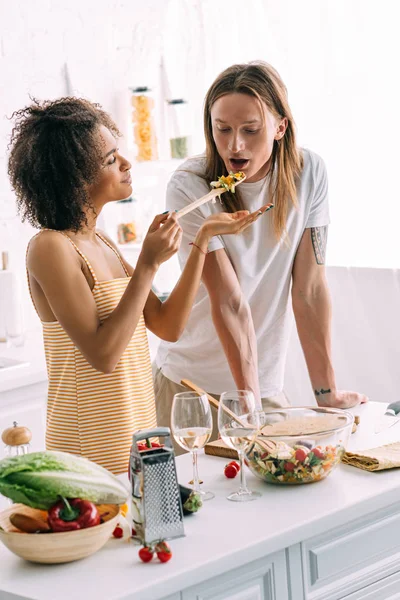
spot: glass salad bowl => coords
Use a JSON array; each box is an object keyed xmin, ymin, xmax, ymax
[{"xmin": 244, "ymin": 407, "xmax": 353, "ymax": 485}]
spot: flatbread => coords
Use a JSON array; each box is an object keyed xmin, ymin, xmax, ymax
[
  {"xmin": 260, "ymin": 414, "xmax": 349, "ymax": 437},
  {"xmin": 343, "ymin": 442, "xmax": 400, "ymax": 471}
]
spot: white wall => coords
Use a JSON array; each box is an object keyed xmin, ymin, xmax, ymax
[
  {"xmin": 1, "ymin": 0, "xmax": 400, "ymax": 332},
  {"xmin": 0, "ymin": 0, "xmax": 175, "ymax": 327}
]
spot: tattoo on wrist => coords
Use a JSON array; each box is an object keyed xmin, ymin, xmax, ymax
[
  {"xmin": 314, "ymin": 388, "xmax": 332, "ymax": 396},
  {"xmin": 310, "ymin": 226, "xmax": 328, "ymax": 265}
]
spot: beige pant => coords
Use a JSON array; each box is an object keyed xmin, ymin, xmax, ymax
[{"xmin": 153, "ymin": 366, "xmax": 290, "ymax": 456}]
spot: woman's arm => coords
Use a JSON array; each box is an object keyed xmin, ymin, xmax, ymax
[
  {"xmin": 28, "ymin": 214, "xmax": 181, "ymax": 373},
  {"xmin": 292, "ymin": 227, "xmax": 368, "ymax": 408},
  {"xmin": 201, "ymin": 248, "xmax": 261, "ymax": 406},
  {"xmin": 143, "ymin": 208, "xmax": 267, "ymax": 342}
]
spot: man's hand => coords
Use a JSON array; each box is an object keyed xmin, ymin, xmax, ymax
[
  {"xmin": 316, "ymin": 390, "xmax": 369, "ymax": 409},
  {"xmin": 201, "ymin": 204, "xmax": 273, "ymax": 237}
]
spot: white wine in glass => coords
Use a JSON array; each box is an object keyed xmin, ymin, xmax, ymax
[
  {"xmin": 171, "ymin": 392, "xmax": 214, "ymax": 501},
  {"xmin": 173, "ymin": 427, "xmax": 212, "ymax": 451},
  {"xmin": 222, "ymin": 425, "xmax": 258, "ymax": 451},
  {"xmin": 219, "ymin": 390, "xmax": 261, "ymax": 502}
]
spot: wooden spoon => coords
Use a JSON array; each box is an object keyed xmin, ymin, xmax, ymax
[{"xmin": 10, "ymin": 513, "xmax": 50, "ymax": 533}]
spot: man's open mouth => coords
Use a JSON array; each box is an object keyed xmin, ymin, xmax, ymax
[{"xmin": 229, "ymin": 158, "xmax": 249, "ymax": 170}]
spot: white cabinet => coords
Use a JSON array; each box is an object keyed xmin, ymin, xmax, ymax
[
  {"xmin": 182, "ymin": 550, "xmax": 288, "ymax": 600},
  {"xmin": 299, "ymin": 502, "xmax": 400, "ymax": 600},
  {"xmin": 339, "ymin": 570, "xmax": 400, "ymax": 599}
]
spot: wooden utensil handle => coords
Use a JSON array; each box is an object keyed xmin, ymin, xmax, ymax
[
  {"xmin": 180, "ymin": 379, "xmax": 242, "ymax": 425},
  {"xmin": 176, "ymin": 189, "xmax": 224, "ymax": 219},
  {"xmin": 180, "ymin": 379, "xmax": 273, "ymax": 454}
]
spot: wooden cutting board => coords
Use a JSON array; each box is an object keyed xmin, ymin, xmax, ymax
[{"xmin": 204, "ymin": 439, "xmax": 239, "ymax": 459}]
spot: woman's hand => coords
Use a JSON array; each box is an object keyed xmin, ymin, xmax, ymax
[
  {"xmin": 201, "ymin": 204, "xmax": 273, "ymax": 238},
  {"xmin": 138, "ymin": 212, "xmax": 182, "ymax": 270}
]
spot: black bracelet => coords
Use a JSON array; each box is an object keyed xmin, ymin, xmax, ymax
[{"xmin": 314, "ymin": 388, "xmax": 332, "ymax": 396}]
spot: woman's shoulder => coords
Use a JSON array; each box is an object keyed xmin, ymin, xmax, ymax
[
  {"xmin": 27, "ymin": 230, "xmax": 76, "ymax": 269},
  {"xmin": 28, "ymin": 229, "xmax": 70, "ymax": 250}
]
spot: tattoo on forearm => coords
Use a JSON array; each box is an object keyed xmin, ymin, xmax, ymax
[
  {"xmin": 314, "ymin": 388, "xmax": 331, "ymax": 396},
  {"xmin": 310, "ymin": 226, "xmax": 328, "ymax": 265}
]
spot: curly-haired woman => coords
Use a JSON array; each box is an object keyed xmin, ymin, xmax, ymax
[{"xmin": 8, "ymin": 97, "xmax": 264, "ymax": 473}]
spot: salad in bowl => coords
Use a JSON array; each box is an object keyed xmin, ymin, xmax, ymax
[{"xmin": 244, "ymin": 407, "xmax": 353, "ymax": 485}]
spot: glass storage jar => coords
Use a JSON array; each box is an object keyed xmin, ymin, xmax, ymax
[
  {"xmin": 166, "ymin": 99, "xmax": 190, "ymax": 159},
  {"xmin": 117, "ymin": 196, "xmax": 142, "ymax": 244},
  {"xmin": 130, "ymin": 87, "xmax": 158, "ymax": 162}
]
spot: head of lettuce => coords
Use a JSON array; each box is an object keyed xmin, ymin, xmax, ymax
[{"xmin": 0, "ymin": 451, "xmax": 129, "ymax": 510}]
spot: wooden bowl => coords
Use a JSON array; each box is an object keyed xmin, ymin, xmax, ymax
[{"xmin": 0, "ymin": 503, "xmax": 120, "ymax": 564}]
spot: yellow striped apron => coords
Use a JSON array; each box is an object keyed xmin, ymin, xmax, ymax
[{"xmin": 29, "ymin": 231, "xmax": 157, "ymax": 474}]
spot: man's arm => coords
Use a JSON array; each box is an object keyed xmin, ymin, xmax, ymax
[
  {"xmin": 202, "ymin": 249, "xmax": 261, "ymax": 406},
  {"xmin": 292, "ymin": 226, "xmax": 368, "ymax": 409}
]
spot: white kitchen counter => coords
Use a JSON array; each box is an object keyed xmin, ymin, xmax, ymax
[{"xmin": 1, "ymin": 402, "xmax": 400, "ymax": 600}]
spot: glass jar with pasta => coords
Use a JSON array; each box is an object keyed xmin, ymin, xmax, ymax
[{"xmin": 130, "ymin": 87, "xmax": 158, "ymax": 162}]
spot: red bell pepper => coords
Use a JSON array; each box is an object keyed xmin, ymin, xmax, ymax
[
  {"xmin": 137, "ymin": 439, "xmax": 162, "ymax": 452},
  {"xmin": 48, "ymin": 497, "xmax": 100, "ymax": 532}
]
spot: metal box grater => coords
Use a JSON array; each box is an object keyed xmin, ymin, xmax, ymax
[{"xmin": 130, "ymin": 427, "xmax": 185, "ymax": 545}]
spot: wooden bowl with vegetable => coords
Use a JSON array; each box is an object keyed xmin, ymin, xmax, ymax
[
  {"xmin": 0, "ymin": 502, "xmax": 120, "ymax": 563},
  {"xmin": 0, "ymin": 450, "xmax": 129, "ymax": 564}
]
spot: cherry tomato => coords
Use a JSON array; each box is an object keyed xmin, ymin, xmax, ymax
[
  {"xmin": 112, "ymin": 526, "xmax": 123, "ymax": 539},
  {"xmin": 156, "ymin": 541, "xmax": 172, "ymax": 563},
  {"xmin": 284, "ymin": 462, "xmax": 295, "ymax": 472},
  {"xmin": 138, "ymin": 547, "xmax": 154, "ymax": 563},
  {"xmin": 228, "ymin": 460, "xmax": 240, "ymax": 472},
  {"xmin": 224, "ymin": 464, "xmax": 238, "ymax": 478},
  {"xmin": 295, "ymin": 448, "xmax": 308, "ymax": 462},
  {"xmin": 311, "ymin": 447, "xmax": 325, "ymax": 459},
  {"xmin": 157, "ymin": 551, "xmax": 172, "ymax": 563}
]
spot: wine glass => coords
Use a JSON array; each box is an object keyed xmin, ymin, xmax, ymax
[
  {"xmin": 171, "ymin": 391, "xmax": 214, "ymax": 501},
  {"xmin": 218, "ymin": 390, "xmax": 261, "ymax": 502}
]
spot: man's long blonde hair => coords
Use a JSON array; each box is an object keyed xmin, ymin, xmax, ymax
[{"xmin": 204, "ymin": 61, "xmax": 303, "ymax": 240}]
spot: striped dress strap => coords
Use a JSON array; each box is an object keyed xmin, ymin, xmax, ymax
[
  {"xmin": 95, "ymin": 232, "xmax": 130, "ymax": 277},
  {"xmin": 30, "ymin": 229, "xmax": 99, "ymax": 285}
]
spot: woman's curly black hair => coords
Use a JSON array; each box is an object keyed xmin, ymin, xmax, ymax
[{"xmin": 8, "ymin": 97, "xmax": 120, "ymax": 231}]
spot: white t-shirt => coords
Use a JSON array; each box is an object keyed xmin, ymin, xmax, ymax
[{"xmin": 156, "ymin": 148, "xmax": 330, "ymax": 396}]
